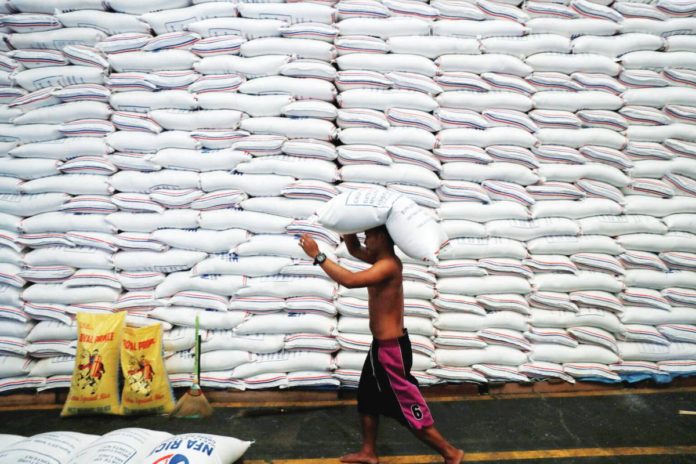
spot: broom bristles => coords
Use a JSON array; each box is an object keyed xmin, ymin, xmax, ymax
[{"xmin": 169, "ymin": 384, "xmax": 214, "ymax": 419}]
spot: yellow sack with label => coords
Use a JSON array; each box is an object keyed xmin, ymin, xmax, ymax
[
  {"xmin": 120, "ymin": 324, "xmax": 175, "ymax": 415},
  {"xmin": 61, "ymin": 312, "xmax": 125, "ymax": 416}
]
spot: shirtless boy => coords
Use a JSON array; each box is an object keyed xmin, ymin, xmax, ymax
[{"xmin": 299, "ymin": 226, "xmax": 463, "ymax": 464}]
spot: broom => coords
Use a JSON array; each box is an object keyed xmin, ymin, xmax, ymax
[{"xmin": 169, "ymin": 315, "xmax": 214, "ymax": 419}]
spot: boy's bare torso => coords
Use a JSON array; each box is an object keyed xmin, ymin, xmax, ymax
[{"xmin": 367, "ymin": 255, "xmax": 405, "ymax": 340}]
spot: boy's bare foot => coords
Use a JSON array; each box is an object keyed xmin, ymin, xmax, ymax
[
  {"xmin": 339, "ymin": 451, "xmax": 379, "ymax": 464},
  {"xmin": 445, "ymin": 448, "xmax": 465, "ymax": 464}
]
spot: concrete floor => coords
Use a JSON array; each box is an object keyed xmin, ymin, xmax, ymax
[{"xmin": 1, "ymin": 387, "xmax": 695, "ymax": 463}]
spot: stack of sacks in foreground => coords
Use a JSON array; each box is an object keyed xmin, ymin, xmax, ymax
[
  {"xmin": 0, "ymin": 0, "xmax": 695, "ymax": 392},
  {"xmin": 0, "ymin": 428, "xmax": 251, "ymax": 463}
]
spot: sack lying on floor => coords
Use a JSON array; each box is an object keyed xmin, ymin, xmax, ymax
[
  {"xmin": 0, "ymin": 432, "xmax": 99, "ymax": 463},
  {"xmin": 317, "ymin": 188, "xmax": 447, "ymax": 262},
  {"xmin": 61, "ymin": 312, "xmax": 125, "ymax": 417},
  {"xmin": 72, "ymin": 428, "xmax": 172, "ymax": 464},
  {"xmin": 143, "ymin": 433, "xmax": 252, "ymax": 464},
  {"xmin": 120, "ymin": 324, "xmax": 174, "ymax": 416}
]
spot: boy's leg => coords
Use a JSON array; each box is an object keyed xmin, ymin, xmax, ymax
[
  {"xmin": 410, "ymin": 425, "xmax": 464, "ymax": 464},
  {"xmin": 340, "ymin": 413, "xmax": 379, "ymax": 464}
]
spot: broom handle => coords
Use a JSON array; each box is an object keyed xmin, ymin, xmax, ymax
[
  {"xmin": 196, "ymin": 334, "xmax": 202, "ymax": 386},
  {"xmin": 194, "ymin": 315, "xmax": 200, "ymax": 386}
]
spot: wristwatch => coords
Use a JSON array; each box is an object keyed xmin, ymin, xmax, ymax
[{"xmin": 313, "ymin": 252, "xmax": 327, "ymax": 265}]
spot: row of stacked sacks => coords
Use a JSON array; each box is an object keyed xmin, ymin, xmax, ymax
[{"xmin": 0, "ymin": 0, "xmax": 694, "ymax": 393}]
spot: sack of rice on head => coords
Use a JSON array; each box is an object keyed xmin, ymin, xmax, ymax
[{"xmin": 317, "ymin": 187, "xmax": 447, "ymax": 263}]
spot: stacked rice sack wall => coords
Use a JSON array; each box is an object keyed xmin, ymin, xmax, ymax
[{"xmin": 0, "ymin": 0, "xmax": 694, "ymax": 393}]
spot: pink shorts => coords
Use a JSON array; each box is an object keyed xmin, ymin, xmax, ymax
[{"xmin": 357, "ymin": 330, "xmax": 434, "ymax": 430}]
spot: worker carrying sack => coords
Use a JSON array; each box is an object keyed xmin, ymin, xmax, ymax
[
  {"xmin": 61, "ymin": 312, "xmax": 125, "ymax": 416},
  {"xmin": 317, "ymin": 187, "xmax": 447, "ymax": 263},
  {"xmin": 120, "ymin": 324, "xmax": 175, "ymax": 416}
]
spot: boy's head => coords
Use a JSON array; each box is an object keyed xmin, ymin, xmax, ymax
[{"xmin": 364, "ymin": 225, "xmax": 394, "ymax": 254}]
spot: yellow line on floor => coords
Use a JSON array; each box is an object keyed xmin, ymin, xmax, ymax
[
  {"xmin": 244, "ymin": 445, "xmax": 696, "ymax": 464},
  {"xmin": 2, "ymin": 385, "xmax": 696, "ymax": 412}
]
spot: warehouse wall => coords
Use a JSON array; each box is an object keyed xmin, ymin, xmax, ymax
[{"xmin": 1, "ymin": 0, "xmax": 696, "ymax": 391}]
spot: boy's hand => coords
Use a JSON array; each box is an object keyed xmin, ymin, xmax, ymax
[{"xmin": 299, "ymin": 233, "xmax": 319, "ymax": 259}]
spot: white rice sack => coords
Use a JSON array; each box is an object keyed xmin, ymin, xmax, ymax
[
  {"xmin": 530, "ymin": 344, "xmax": 619, "ymax": 364},
  {"xmin": 338, "ymin": 127, "xmax": 436, "ymax": 150},
  {"xmin": 109, "ymin": 50, "xmax": 199, "ymax": 72},
  {"xmin": 234, "ymin": 234, "xmax": 333, "ymax": 259},
  {"xmin": 625, "ymin": 270, "xmax": 696, "ymax": 290},
  {"xmin": 12, "ymin": 66, "xmax": 105, "ymax": 91},
  {"xmin": 241, "ymin": 38, "xmax": 335, "ymax": 62},
  {"xmin": 338, "ymin": 89, "xmax": 437, "ymax": 112},
  {"xmin": 572, "ymin": 34, "xmax": 664, "ymax": 57},
  {"xmin": 107, "ymin": 210, "xmax": 199, "ymax": 233},
  {"xmin": 317, "ymin": 188, "xmax": 398, "ymax": 234},
  {"xmin": 386, "ymin": 195, "xmax": 448, "ymax": 263},
  {"xmin": 622, "ymin": 306, "xmax": 696, "ymax": 326},
  {"xmin": 150, "ymin": 148, "xmax": 250, "ymax": 172},
  {"xmin": 438, "ymin": 238, "xmax": 527, "ymax": 260},
  {"xmin": 437, "ymin": 276, "xmax": 531, "ymax": 296},
  {"xmin": 436, "ymin": 91, "xmax": 533, "ymax": 113},
  {"xmin": 433, "ymin": 20, "xmax": 527, "ymax": 38},
  {"xmin": 441, "ymin": 162, "xmax": 538, "ymax": 185},
  {"xmin": 152, "ymin": 229, "xmax": 249, "ymax": 254},
  {"xmin": 623, "ymin": 88, "xmax": 696, "ymax": 108},
  {"xmin": 9, "ymin": 137, "xmax": 113, "ymax": 160},
  {"xmin": 140, "ymin": 3, "xmax": 236, "ymax": 34},
  {"xmin": 110, "ymin": 91, "xmax": 197, "ymax": 113},
  {"xmin": 530, "ymin": 308, "xmax": 624, "ymax": 334},
  {"xmin": 486, "ymin": 218, "xmax": 578, "ymax": 241},
  {"xmin": 196, "ymin": 92, "xmax": 286, "ymax": 117},
  {"xmin": 531, "ymin": 199, "xmax": 622, "ymax": 220},
  {"xmin": 538, "ymin": 163, "xmax": 630, "ymax": 187},
  {"xmin": 235, "ymin": 156, "xmax": 338, "ymax": 183},
  {"xmin": 20, "ymin": 175, "xmax": 111, "ymax": 195},
  {"xmin": 150, "ymin": 307, "xmax": 246, "ymax": 330},
  {"xmin": 189, "ymin": 18, "xmax": 281, "ymax": 42},
  {"xmin": 25, "ymin": 246, "xmax": 112, "ymax": 269},
  {"xmin": 13, "ymin": 102, "xmax": 111, "ymax": 125},
  {"xmin": 337, "ymin": 18, "xmax": 430, "ymax": 38},
  {"xmin": 106, "ymin": 131, "xmax": 199, "ymax": 153},
  {"xmin": 625, "ymin": 124, "xmax": 696, "ymax": 143},
  {"xmin": 235, "ymin": 313, "xmax": 336, "ymax": 336},
  {"xmin": 435, "ymin": 346, "xmax": 528, "ymax": 367},
  {"xmin": 239, "ymin": 76, "xmax": 336, "ymax": 101},
  {"xmin": 439, "ymin": 201, "xmax": 528, "ymax": 222},
  {"xmin": 340, "ymin": 164, "xmax": 440, "ymax": 189},
  {"xmin": 195, "ymin": 55, "xmax": 291, "ymax": 78},
  {"xmin": 113, "ymin": 250, "xmax": 206, "ymax": 272},
  {"xmin": 533, "ymin": 272, "xmax": 623, "ymax": 293},
  {"xmin": 23, "ymin": 284, "xmax": 119, "ymax": 304},
  {"xmin": 148, "ymin": 110, "xmax": 245, "ymax": 132},
  {"xmin": 619, "ymin": 342, "xmax": 696, "ymax": 362},
  {"xmin": 143, "ymin": 433, "xmax": 251, "ymax": 464},
  {"xmin": 618, "ymin": 233, "xmax": 696, "ymax": 253},
  {"xmin": 202, "ymin": 332, "xmax": 284, "ymax": 354},
  {"xmin": 579, "ymin": 215, "xmax": 667, "ymax": 236},
  {"xmin": 155, "ymin": 272, "xmax": 245, "ymax": 298},
  {"xmin": 526, "ymin": 18, "xmax": 619, "ymax": 37},
  {"xmin": 664, "ymin": 214, "xmax": 696, "ymax": 233},
  {"xmin": 109, "ymin": 171, "xmax": 200, "ymax": 194},
  {"xmin": 622, "ymin": 52, "xmax": 696, "ymax": 71},
  {"xmin": 0, "ymin": 432, "xmax": 99, "ymax": 464},
  {"xmin": 240, "ymin": 117, "xmax": 336, "ymax": 141},
  {"xmin": 199, "ymin": 209, "xmax": 292, "ymax": 233},
  {"xmin": 533, "ymin": 91, "xmax": 623, "ymax": 112},
  {"xmin": 337, "ymin": 54, "xmax": 436, "ymax": 77},
  {"xmin": 8, "ymin": 28, "xmax": 107, "ymax": 51},
  {"xmin": 481, "ymin": 35, "xmax": 571, "ymax": 59},
  {"xmin": 624, "ymin": 196, "xmax": 696, "ymax": 216},
  {"xmin": 388, "ymin": 36, "xmax": 479, "ymax": 59},
  {"xmin": 437, "ymin": 54, "xmax": 532, "ymax": 77}
]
